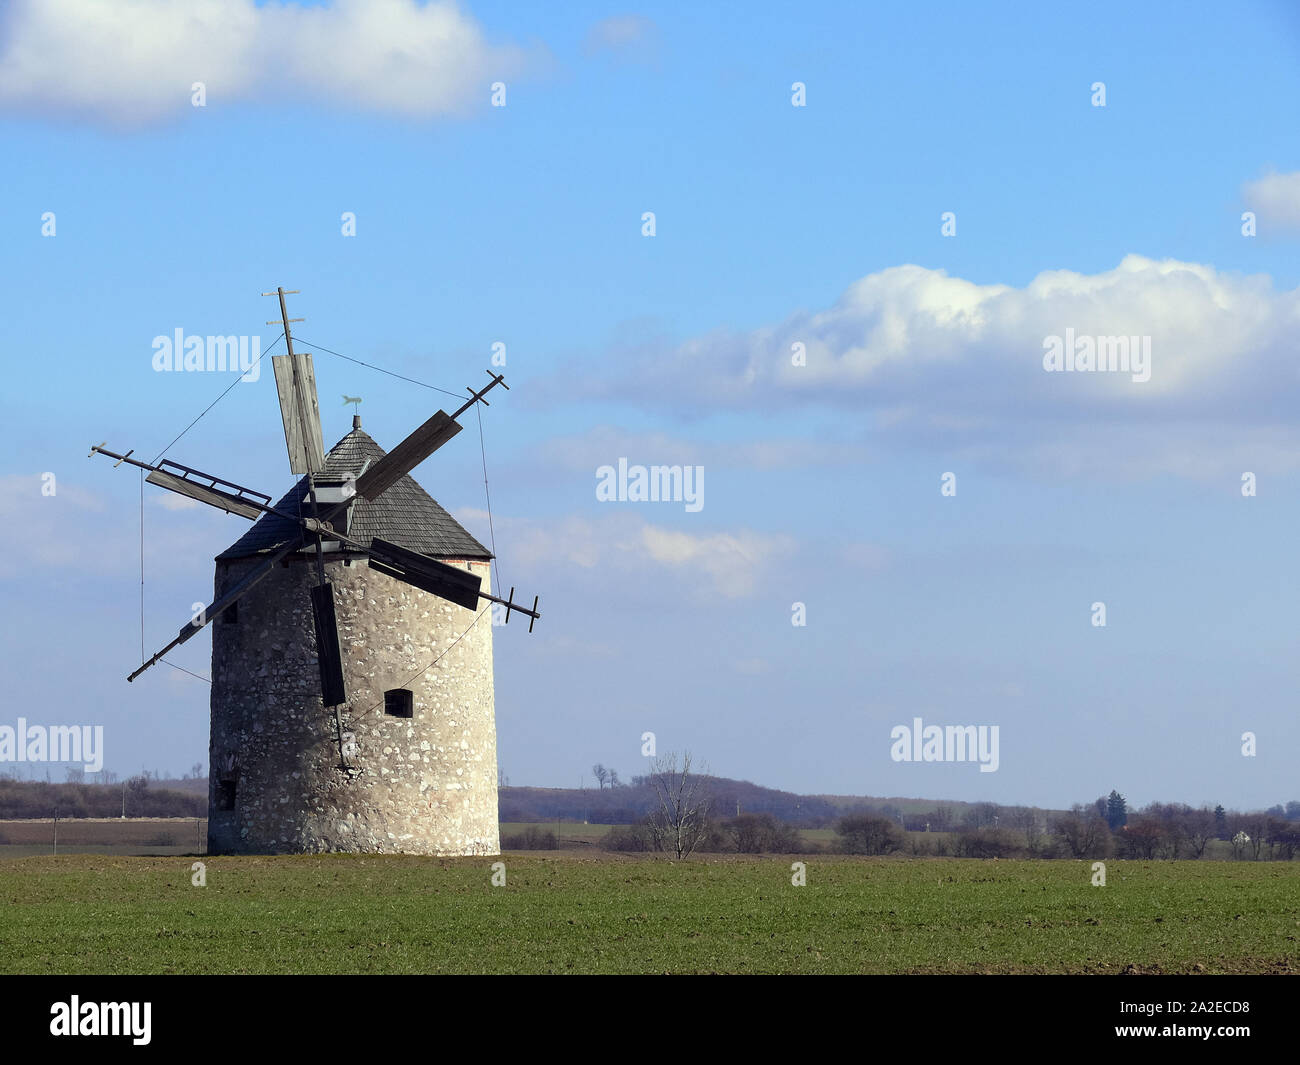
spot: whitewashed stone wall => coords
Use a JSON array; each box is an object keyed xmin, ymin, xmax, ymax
[{"xmin": 207, "ymin": 555, "xmax": 498, "ymax": 856}]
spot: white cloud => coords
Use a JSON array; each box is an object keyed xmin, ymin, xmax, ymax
[
  {"xmin": 0, "ymin": 0, "xmax": 538, "ymax": 125},
  {"xmin": 640, "ymin": 524, "xmax": 786, "ymax": 598},
  {"xmin": 456, "ymin": 509, "xmax": 792, "ymax": 598},
  {"xmin": 1242, "ymin": 170, "xmax": 1300, "ymax": 233},
  {"xmin": 571, "ymin": 255, "xmax": 1300, "ymax": 478},
  {"xmin": 152, "ymin": 494, "xmax": 201, "ymax": 512}
]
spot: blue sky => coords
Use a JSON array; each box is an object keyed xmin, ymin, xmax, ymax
[{"xmin": 2, "ymin": 0, "xmax": 1298, "ymax": 810}]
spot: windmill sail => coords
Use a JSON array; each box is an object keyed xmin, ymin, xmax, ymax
[
  {"xmin": 97, "ymin": 348, "xmax": 540, "ymax": 691},
  {"xmin": 145, "ymin": 468, "xmax": 265, "ymax": 520},
  {"xmin": 367, "ymin": 537, "xmax": 483, "ymax": 611},
  {"xmin": 353, "ymin": 411, "xmax": 461, "ymax": 501},
  {"xmin": 128, "ymin": 539, "xmax": 301, "ymax": 681},
  {"xmin": 310, "ymin": 582, "xmax": 347, "ymax": 707},
  {"xmin": 272, "ymin": 352, "xmax": 325, "ymax": 474}
]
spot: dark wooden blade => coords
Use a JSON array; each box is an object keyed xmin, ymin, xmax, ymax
[
  {"xmin": 367, "ymin": 538, "xmax": 482, "ymax": 611},
  {"xmin": 177, "ymin": 541, "xmax": 300, "ymax": 644},
  {"xmin": 354, "ymin": 411, "xmax": 461, "ymax": 501},
  {"xmin": 310, "ymin": 582, "xmax": 347, "ymax": 707},
  {"xmin": 146, "ymin": 469, "xmax": 263, "ymax": 520},
  {"xmin": 131, "ymin": 539, "xmax": 300, "ymax": 681},
  {"xmin": 272, "ymin": 353, "xmax": 325, "ymax": 474}
]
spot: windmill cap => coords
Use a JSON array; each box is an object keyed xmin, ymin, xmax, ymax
[{"xmin": 214, "ymin": 426, "xmax": 492, "ymax": 562}]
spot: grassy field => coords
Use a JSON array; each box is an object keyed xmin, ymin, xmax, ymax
[{"xmin": 1, "ymin": 852, "xmax": 1296, "ymax": 974}]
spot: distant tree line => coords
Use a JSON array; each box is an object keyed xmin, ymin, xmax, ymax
[
  {"xmin": 500, "ymin": 825, "xmax": 558, "ymax": 850},
  {"xmin": 593, "ymin": 780, "xmax": 1300, "ymax": 861},
  {"xmin": 818, "ymin": 792, "xmax": 1300, "ymax": 862},
  {"xmin": 0, "ymin": 776, "xmax": 205, "ymax": 819},
  {"xmin": 1040, "ymin": 791, "xmax": 1300, "ymax": 861},
  {"xmin": 500, "ymin": 771, "xmax": 843, "ymax": 826},
  {"xmin": 601, "ymin": 812, "xmax": 804, "ymax": 855}
]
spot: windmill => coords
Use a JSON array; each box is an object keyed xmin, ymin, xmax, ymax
[{"xmin": 91, "ymin": 289, "xmax": 539, "ymax": 855}]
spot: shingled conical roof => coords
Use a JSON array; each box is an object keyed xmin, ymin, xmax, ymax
[{"xmin": 216, "ymin": 425, "xmax": 492, "ymax": 562}]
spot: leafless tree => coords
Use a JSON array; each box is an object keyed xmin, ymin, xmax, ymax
[
  {"xmin": 1007, "ymin": 806, "xmax": 1046, "ymax": 854},
  {"xmin": 1267, "ymin": 819, "xmax": 1300, "ymax": 861},
  {"xmin": 1238, "ymin": 814, "xmax": 1269, "ymax": 859},
  {"xmin": 836, "ymin": 814, "xmax": 904, "ymax": 855},
  {"xmin": 1124, "ymin": 816, "xmax": 1164, "ymax": 859},
  {"xmin": 1053, "ymin": 811, "xmax": 1110, "ymax": 858},
  {"xmin": 591, "ymin": 764, "xmax": 609, "ymax": 790},
  {"xmin": 929, "ymin": 805, "xmax": 956, "ymax": 831},
  {"xmin": 646, "ymin": 751, "xmax": 712, "ymax": 858},
  {"xmin": 1184, "ymin": 807, "xmax": 1216, "ymax": 858}
]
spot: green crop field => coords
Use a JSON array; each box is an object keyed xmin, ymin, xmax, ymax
[{"xmin": 1, "ymin": 853, "xmax": 1297, "ymax": 974}]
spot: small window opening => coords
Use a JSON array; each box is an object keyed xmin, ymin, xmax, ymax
[
  {"xmin": 384, "ymin": 689, "xmax": 414, "ymax": 719},
  {"xmin": 216, "ymin": 780, "xmax": 236, "ymax": 810}
]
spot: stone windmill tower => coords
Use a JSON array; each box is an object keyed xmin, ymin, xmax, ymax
[
  {"xmin": 206, "ymin": 418, "xmax": 500, "ymax": 855},
  {"xmin": 90, "ymin": 289, "xmax": 539, "ymax": 856}
]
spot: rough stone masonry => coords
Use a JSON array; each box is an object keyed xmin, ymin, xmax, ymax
[{"xmin": 207, "ymin": 555, "xmax": 498, "ymax": 856}]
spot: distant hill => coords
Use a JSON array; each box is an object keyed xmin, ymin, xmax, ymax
[
  {"xmin": 501, "ymin": 778, "xmax": 986, "ymax": 828},
  {"xmin": 0, "ymin": 773, "xmax": 1044, "ymax": 828}
]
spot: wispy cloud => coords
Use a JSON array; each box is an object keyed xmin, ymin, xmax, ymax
[
  {"xmin": 0, "ymin": 0, "xmax": 540, "ymax": 126},
  {"xmin": 457, "ymin": 509, "xmax": 793, "ymax": 599},
  {"xmin": 582, "ymin": 14, "xmax": 660, "ymax": 65},
  {"xmin": 1242, "ymin": 169, "xmax": 1300, "ymax": 234},
  {"xmin": 0, "ymin": 474, "xmax": 232, "ymax": 578},
  {"xmin": 0, "ymin": 475, "xmax": 107, "ymax": 577},
  {"xmin": 151, "ymin": 494, "xmax": 201, "ymax": 512}
]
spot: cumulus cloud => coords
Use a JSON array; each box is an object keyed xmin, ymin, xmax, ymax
[
  {"xmin": 0, "ymin": 0, "xmax": 538, "ymax": 125},
  {"xmin": 457, "ymin": 509, "xmax": 792, "ymax": 598},
  {"xmin": 568, "ymin": 255, "xmax": 1300, "ymax": 478},
  {"xmin": 1242, "ymin": 170, "xmax": 1300, "ymax": 234}
]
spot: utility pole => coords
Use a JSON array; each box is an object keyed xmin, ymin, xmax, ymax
[{"xmin": 53, "ymin": 808, "xmax": 58, "ymax": 856}]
